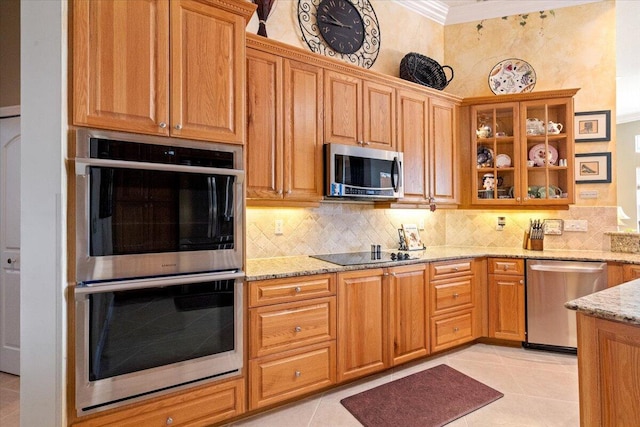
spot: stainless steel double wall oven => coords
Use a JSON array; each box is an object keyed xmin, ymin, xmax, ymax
[{"xmin": 73, "ymin": 129, "xmax": 244, "ymax": 413}]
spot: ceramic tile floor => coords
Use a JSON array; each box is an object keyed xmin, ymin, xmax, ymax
[
  {"xmin": 0, "ymin": 344, "xmax": 579, "ymax": 427},
  {"xmin": 0, "ymin": 371, "xmax": 19, "ymax": 426},
  {"xmin": 229, "ymin": 343, "xmax": 580, "ymax": 427}
]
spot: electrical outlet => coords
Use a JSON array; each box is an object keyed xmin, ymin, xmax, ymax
[
  {"xmin": 564, "ymin": 219, "xmax": 588, "ymax": 232},
  {"xmin": 418, "ymin": 218, "xmax": 425, "ymax": 230},
  {"xmin": 496, "ymin": 216, "xmax": 506, "ymax": 231},
  {"xmin": 275, "ymin": 219, "xmax": 284, "ymax": 235},
  {"xmin": 580, "ymin": 190, "xmax": 599, "ymax": 199}
]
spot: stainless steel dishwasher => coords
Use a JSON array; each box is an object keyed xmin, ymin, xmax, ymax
[{"xmin": 525, "ymin": 259, "xmax": 607, "ymax": 353}]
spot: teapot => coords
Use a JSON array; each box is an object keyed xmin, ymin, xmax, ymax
[
  {"xmin": 476, "ymin": 124, "xmax": 492, "ymax": 139},
  {"xmin": 526, "ymin": 118, "xmax": 544, "ymax": 135},
  {"xmin": 547, "ymin": 121, "xmax": 563, "ymax": 134}
]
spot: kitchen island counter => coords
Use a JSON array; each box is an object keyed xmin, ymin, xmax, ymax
[
  {"xmin": 246, "ymin": 246, "xmax": 640, "ymax": 281},
  {"xmin": 565, "ymin": 278, "xmax": 640, "ymax": 325}
]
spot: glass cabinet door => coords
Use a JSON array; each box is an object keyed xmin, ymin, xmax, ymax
[
  {"xmin": 521, "ymin": 98, "xmax": 574, "ymax": 205},
  {"xmin": 472, "ymin": 103, "xmax": 520, "ymax": 204}
]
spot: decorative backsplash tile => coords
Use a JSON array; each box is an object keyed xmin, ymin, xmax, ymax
[
  {"xmin": 606, "ymin": 232, "xmax": 640, "ymax": 253},
  {"xmin": 246, "ymin": 205, "xmax": 618, "ymax": 259}
]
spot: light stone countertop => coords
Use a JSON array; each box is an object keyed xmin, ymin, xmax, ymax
[
  {"xmin": 246, "ymin": 246, "xmax": 640, "ymax": 281},
  {"xmin": 565, "ymin": 279, "xmax": 640, "ymax": 326}
]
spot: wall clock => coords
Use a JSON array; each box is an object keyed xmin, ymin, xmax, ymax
[{"xmin": 297, "ymin": 0, "xmax": 380, "ymax": 69}]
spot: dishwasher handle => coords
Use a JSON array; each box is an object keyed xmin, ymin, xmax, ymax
[{"xmin": 529, "ymin": 264, "xmax": 605, "ymax": 274}]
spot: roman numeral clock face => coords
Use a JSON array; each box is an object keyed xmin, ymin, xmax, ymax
[{"xmin": 297, "ymin": 0, "xmax": 381, "ymax": 69}]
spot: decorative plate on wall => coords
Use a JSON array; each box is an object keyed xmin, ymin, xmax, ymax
[{"xmin": 488, "ymin": 58, "xmax": 536, "ymax": 95}]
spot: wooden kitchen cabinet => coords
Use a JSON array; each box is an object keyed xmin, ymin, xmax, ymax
[
  {"xmin": 488, "ymin": 258, "xmax": 525, "ymax": 341},
  {"xmin": 247, "ymin": 274, "xmax": 336, "ymax": 410},
  {"xmin": 462, "ymin": 89, "xmax": 578, "ymax": 207},
  {"xmin": 324, "ymin": 70, "xmax": 396, "ymax": 149},
  {"xmin": 396, "ymin": 90, "xmax": 459, "ymax": 206},
  {"xmin": 245, "ymin": 45, "xmax": 324, "ymax": 204},
  {"xmin": 73, "ymin": 0, "xmax": 254, "ymax": 143},
  {"xmin": 429, "ymin": 259, "xmax": 478, "ymax": 352},
  {"xmin": 71, "ymin": 377, "xmax": 244, "ymax": 427},
  {"xmin": 337, "ymin": 269, "xmax": 388, "ymax": 382},
  {"xmin": 388, "ymin": 263, "xmax": 430, "ymax": 366}
]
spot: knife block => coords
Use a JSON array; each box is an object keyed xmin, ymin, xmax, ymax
[{"xmin": 530, "ymin": 238, "xmax": 544, "ymax": 251}]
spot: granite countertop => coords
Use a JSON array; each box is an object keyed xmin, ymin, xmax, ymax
[
  {"xmin": 565, "ymin": 279, "xmax": 640, "ymax": 326},
  {"xmin": 246, "ymin": 246, "xmax": 640, "ymax": 281}
]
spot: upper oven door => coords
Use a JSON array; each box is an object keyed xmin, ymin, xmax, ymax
[{"xmin": 74, "ymin": 129, "xmax": 244, "ymax": 282}]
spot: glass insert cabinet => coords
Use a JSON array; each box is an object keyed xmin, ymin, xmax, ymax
[{"xmin": 466, "ymin": 89, "xmax": 578, "ymax": 207}]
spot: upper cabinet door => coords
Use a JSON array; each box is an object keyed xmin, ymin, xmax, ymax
[
  {"xmin": 397, "ymin": 89, "xmax": 429, "ymax": 201},
  {"xmin": 170, "ymin": 0, "xmax": 246, "ymax": 143},
  {"xmin": 73, "ymin": 0, "xmax": 170, "ymax": 135},
  {"xmin": 429, "ymin": 97, "xmax": 458, "ymax": 204},
  {"xmin": 363, "ymin": 80, "xmax": 396, "ymax": 149},
  {"xmin": 324, "ymin": 70, "xmax": 362, "ymax": 146}
]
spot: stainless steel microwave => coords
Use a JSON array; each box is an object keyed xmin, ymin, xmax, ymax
[{"xmin": 325, "ymin": 143, "xmax": 404, "ymax": 200}]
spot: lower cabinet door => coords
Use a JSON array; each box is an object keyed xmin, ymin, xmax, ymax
[
  {"xmin": 431, "ymin": 309, "xmax": 474, "ymax": 352},
  {"xmin": 249, "ymin": 341, "xmax": 336, "ymax": 410}
]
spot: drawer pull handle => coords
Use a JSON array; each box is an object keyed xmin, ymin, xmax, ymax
[
  {"xmin": 294, "ymin": 286, "xmax": 302, "ymax": 293},
  {"xmin": 503, "ymin": 265, "xmax": 508, "ymax": 271},
  {"xmin": 294, "ymin": 326, "xmax": 302, "ymax": 333},
  {"xmin": 453, "ymin": 267, "xmax": 459, "ymax": 272},
  {"xmin": 166, "ymin": 417, "xmax": 173, "ymax": 425},
  {"xmin": 453, "ymin": 327, "xmax": 459, "ymax": 333},
  {"xmin": 453, "ymin": 293, "xmax": 459, "ymax": 298},
  {"xmin": 295, "ymin": 370, "xmax": 302, "ymax": 377}
]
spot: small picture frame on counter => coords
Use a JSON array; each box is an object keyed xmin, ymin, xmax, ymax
[
  {"xmin": 401, "ymin": 223, "xmax": 423, "ymax": 251},
  {"xmin": 544, "ymin": 219, "xmax": 564, "ymax": 235}
]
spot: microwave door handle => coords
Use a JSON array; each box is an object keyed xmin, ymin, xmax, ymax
[
  {"xmin": 75, "ymin": 158, "xmax": 245, "ymax": 181},
  {"xmin": 392, "ymin": 156, "xmax": 401, "ymax": 192}
]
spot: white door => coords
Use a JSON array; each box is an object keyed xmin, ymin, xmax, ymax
[{"xmin": 0, "ymin": 107, "xmax": 20, "ymax": 375}]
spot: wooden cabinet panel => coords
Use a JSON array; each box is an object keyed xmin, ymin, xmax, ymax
[
  {"xmin": 488, "ymin": 274, "xmax": 525, "ymax": 341},
  {"xmin": 248, "ymin": 274, "xmax": 335, "ymax": 307},
  {"xmin": 431, "ymin": 278, "xmax": 472, "ymax": 315},
  {"xmin": 283, "ymin": 60, "xmax": 324, "ymax": 201},
  {"xmin": 429, "ymin": 97, "xmax": 458, "ymax": 204},
  {"xmin": 337, "ymin": 269, "xmax": 388, "ymax": 382},
  {"xmin": 431, "ymin": 310, "xmax": 474, "ymax": 352},
  {"xmin": 246, "ymin": 49, "xmax": 282, "ymax": 199},
  {"xmin": 170, "ymin": 0, "xmax": 245, "ymax": 142},
  {"xmin": 488, "ymin": 258, "xmax": 524, "ymax": 275},
  {"xmin": 72, "ymin": 378, "xmax": 244, "ymax": 427},
  {"xmin": 388, "ymin": 264, "xmax": 429, "ymax": 366},
  {"xmin": 72, "ymin": 0, "xmax": 170, "ymax": 135},
  {"xmin": 397, "ymin": 89, "xmax": 429, "ymax": 201},
  {"xmin": 363, "ymin": 80, "xmax": 395, "ymax": 149},
  {"xmin": 324, "ymin": 71, "xmax": 361, "ymax": 145},
  {"xmin": 430, "ymin": 259, "xmax": 472, "ymax": 280},
  {"xmin": 249, "ymin": 297, "xmax": 336, "ymax": 358},
  {"xmin": 623, "ymin": 263, "xmax": 640, "ymax": 282},
  {"xmin": 249, "ymin": 342, "xmax": 336, "ymax": 410}
]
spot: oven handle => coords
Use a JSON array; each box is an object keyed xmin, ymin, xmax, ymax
[
  {"xmin": 75, "ymin": 158, "xmax": 245, "ymax": 183},
  {"xmin": 75, "ymin": 270, "xmax": 245, "ymax": 296}
]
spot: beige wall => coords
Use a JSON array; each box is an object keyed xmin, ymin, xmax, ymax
[
  {"xmin": 0, "ymin": 0, "xmax": 20, "ymax": 107},
  {"xmin": 444, "ymin": 0, "xmax": 617, "ymax": 207},
  {"xmin": 616, "ymin": 120, "xmax": 640, "ymax": 230},
  {"xmin": 246, "ymin": 0, "xmax": 444, "ymax": 76}
]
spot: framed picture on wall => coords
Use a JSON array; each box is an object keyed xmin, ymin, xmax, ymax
[
  {"xmin": 575, "ymin": 152, "xmax": 611, "ymax": 183},
  {"xmin": 574, "ymin": 110, "xmax": 611, "ymax": 142}
]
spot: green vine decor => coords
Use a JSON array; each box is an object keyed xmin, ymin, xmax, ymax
[{"xmin": 477, "ymin": 10, "xmax": 555, "ymax": 38}]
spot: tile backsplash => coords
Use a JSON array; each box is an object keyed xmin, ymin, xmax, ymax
[{"xmin": 246, "ymin": 204, "xmax": 617, "ymax": 259}]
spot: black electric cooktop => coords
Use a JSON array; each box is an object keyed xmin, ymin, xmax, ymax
[{"xmin": 310, "ymin": 251, "xmax": 418, "ymax": 266}]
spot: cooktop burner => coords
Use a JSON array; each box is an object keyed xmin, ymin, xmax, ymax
[{"xmin": 310, "ymin": 251, "xmax": 417, "ymax": 266}]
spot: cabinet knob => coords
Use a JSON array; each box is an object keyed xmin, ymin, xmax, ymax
[
  {"xmin": 277, "ymin": 189, "xmax": 283, "ymax": 195},
  {"xmin": 503, "ymin": 265, "xmax": 508, "ymax": 271},
  {"xmin": 294, "ymin": 370, "xmax": 302, "ymax": 377},
  {"xmin": 294, "ymin": 326, "xmax": 302, "ymax": 333},
  {"xmin": 7, "ymin": 258, "xmax": 16, "ymax": 265},
  {"xmin": 453, "ymin": 267, "xmax": 459, "ymax": 272},
  {"xmin": 519, "ymin": 279, "xmax": 524, "ymax": 285},
  {"xmin": 516, "ymin": 197, "xmax": 521, "ymax": 202},
  {"xmin": 294, "ymin": 286, "xmax": 301, "ymax": 293},
  {"xmin": 174, "ymin": 124, "xmax": 182, "ymax": 130},
  {"xmin": 166, "ymin": 417, "xmax": 173, "ymax": 425},
  {"xmin": 159, "ymin": 122, "xmax": 167, "ymax": 129},
  {"xmin": 453, "ymin": 327, "xmax": 459, "ymax": 332},
  {"xmin": 453, "ymin": 293, "xmax": 459, "ymax": 298}
]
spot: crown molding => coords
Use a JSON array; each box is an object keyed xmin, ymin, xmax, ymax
[
  {"xmin": 0, "ymin": 105, "xmax": 20, "ymax": 118},
  {"xmin": 617, "ymin": 112, "xmax": 640, "ymax": 125},
  {"xmin": 392, "ymin": 0, "xmax": 448, "ymax": 25}
]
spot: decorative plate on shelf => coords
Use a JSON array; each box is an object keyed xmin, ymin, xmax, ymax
[
  {"xmin": 488, "ymin": 58, "xmax": 536, "ymax": 95},
  {"xmin": 528, "ymin": 144, "xmax": 558, "ymax": 166},
  {"xmin": 495, "ymin": 153, "xmax": 512, "ymax": 168}
]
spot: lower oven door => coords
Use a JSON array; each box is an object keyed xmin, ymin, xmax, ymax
[{"xmin": 74, "ymin": 270, "xmax": 244, "ymax": 413}]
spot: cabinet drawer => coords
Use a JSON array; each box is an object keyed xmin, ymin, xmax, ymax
[
  {"xmin": 249, "ymin": 274, "xmax": 335, "ymax": 307},
  {"xmin": 431, "ymin": 310, "xmax": 474, "ymax": 352},
  {"xmin": 249, "ymin": 341, "xmax": 336, "ymax": 410},
  {"xmin": 430, "ymin": 259, "xmax": 472, "ymax": 280},
  {"xmin": 249, "ymin": 297, "xmax": 336, "ymax": 358},
  {"xmin": 431, "ymin": 278, "xmax": 472, "ymax": 315},
  {"xmin": 72, "ymin": 378, "xmax": 244, "ymax": 427},
  {"xmin": 488, "ymin": 258, "xmax": 524, "ymax": 275}
]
